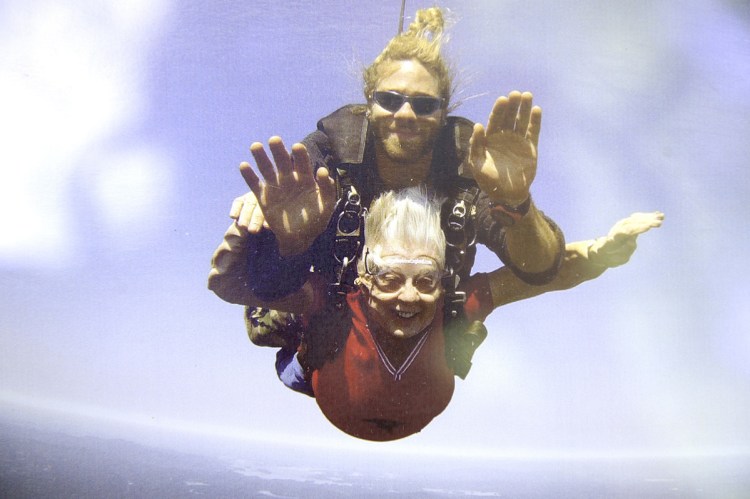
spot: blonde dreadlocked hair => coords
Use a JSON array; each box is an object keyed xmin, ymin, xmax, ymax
[{"xmin": 363, "ymin": 7, "xmax": 454, "ymax": 106}]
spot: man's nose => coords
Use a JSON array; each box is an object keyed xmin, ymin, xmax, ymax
[{"xmin": 393, "ymin": 101, "xmax": 417, "ymax": 119}]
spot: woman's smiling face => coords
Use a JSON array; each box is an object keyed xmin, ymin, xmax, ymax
[{"xmin": 363, "ymin": 244, "xmax": 443, "ymax": 339}]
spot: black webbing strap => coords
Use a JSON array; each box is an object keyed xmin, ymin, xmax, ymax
[
  {"xmin": 442, "ymin": 185, "xmax": 480, "ymax": 317},
  {"xmin": 441, "ymin": 184, "xmax": 486, "ymax": 379},
  {"xmin": 328, "ymin": 169, "xmax": 365, "ymax": 309}
]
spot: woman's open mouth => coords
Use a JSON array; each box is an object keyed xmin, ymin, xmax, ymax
[{"xmin": 396, "ymin": 310, "xmax": 418, "ymax": 319}]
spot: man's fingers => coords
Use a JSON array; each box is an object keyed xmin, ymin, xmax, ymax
[
  {"xmin": 515, "ymin": 92, "xmax": 533, "ymax": 133},
  {"xmin": 609, "ymin": 211, "xmax": 665, "ymax": 240},
  {"xmin": 316, "ymin": 167, "xmax": 337, "ymax": 212},
  {"xmin": 237, "ymin": 201, "xmax": 252, "ymax": 228},
  {"xmin": 249, "ymin": 142, "xmax": 277, "ymax": 186},
  {"xmin": 247, "ymin": 201, "xmax": 266, "ymax": 234},
  {"xmin": 485, "ymin": 96, "xmax": 508, "ymax": 135},
  {"xmin": 229, "ymin": 196, "xmax": 245, "ymax": 219},
  {"xmin": 638, "ymin": 211, "xmax": 665, "ymax": 228},
  {"xmin": 468, "ymin": 123, "xmax": 487, "ymax": 169},
  {"xmin": 500, "ymin": 91, "xmax": 522, "ymax": 131},
  {"xmin": 237, "ymin": 193, "xmax": 258, "ymax": 230},
  {"xmin": 239, "ymin": 161, "xmax": 262, "ymax": 197},
  {"xmin": 268, "ymin": 136, "xmax": 294, "ymax": 180},
  {"xmin": 527, "ymin": 106, "xmax": 542, "ymax": 149},
  {"xmin": 486, "ymin": 91, "xmax": 526, "ymax": 134},
  {"xmin": 291, "ymin": 143, "xmax": 315, "ymax": 187},
  {"xmin": 234, "ymin": 191, "xmax": 266, "ymax": 234}
]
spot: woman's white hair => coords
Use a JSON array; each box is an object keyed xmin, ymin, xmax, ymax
[{"xmin": 357, "ymin": 186, "xmax": 446, "ymax": 277}]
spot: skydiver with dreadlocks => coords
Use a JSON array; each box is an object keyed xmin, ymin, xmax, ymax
[{"xmin": 210, "ymin": 7, "xmax": 566, "ymax": 378}]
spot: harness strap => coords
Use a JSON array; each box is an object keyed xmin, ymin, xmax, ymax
[
  {"xmin": 442, "ymin": 184, "xmax": 480, "ymax": 317},
  {"xmin": 441, "ymin": 184, "xmax": 485, "ymax": 379},
  {"xmin": 328, "ymin": 169, "xmax": 365, "ymax": 309}
]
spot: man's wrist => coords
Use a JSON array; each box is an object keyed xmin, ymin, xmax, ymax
[{"xmin": 488, "ymin": 195, "xmax": 531, "ymax": 226}]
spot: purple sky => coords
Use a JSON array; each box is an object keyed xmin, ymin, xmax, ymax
[{"xmin": 1, "ymin": 0, "xmax": 749, "ymax": 458}]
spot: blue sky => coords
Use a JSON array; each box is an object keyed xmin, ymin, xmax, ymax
[{"xmin": 1, "ymin": 0, "xmax": 749, "ymax": 459}]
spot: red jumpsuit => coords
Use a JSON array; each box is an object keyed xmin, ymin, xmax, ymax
[{"xmin": 312, "ymin": 273, "xmax": 493, "ymax": 441}]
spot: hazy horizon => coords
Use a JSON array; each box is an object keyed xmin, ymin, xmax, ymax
[{"xmin": 3, "ymin": 405, "xmax": 749, "ymax": 498}]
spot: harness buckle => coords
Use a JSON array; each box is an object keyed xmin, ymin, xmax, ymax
[
  {"xmin": 442, "ymin": 271, "xmax": 467, "ymax": 319},
  {"xmin": 328, "ymin": 256, "xmax": 355, "ymax": 309},
  {"xmin": 330, "ymin": 187, "xmax": 365, "ymax": 307},
  {"xmin": 443, "ymin": 194, "xmax": 477, "ymax": 276},
  {"xmin": 333, "ymin": 189, "xmax": 363, "ymax": 264}
]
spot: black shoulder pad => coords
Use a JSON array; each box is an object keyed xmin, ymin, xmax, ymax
[
  {"xmin": 317, "ymin": 105, "xmax": 369, "ymax": 165},
  {"xmin": 448, "ymin": 115, "xmax": 475, "ymax": 180}
]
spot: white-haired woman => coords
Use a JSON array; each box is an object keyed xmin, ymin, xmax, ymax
[{"xmin": 210, "ymin": 186, "xmax": 662, "ymax": 441}]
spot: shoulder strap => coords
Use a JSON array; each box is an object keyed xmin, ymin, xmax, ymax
[
  {"xmin": 317, "ymin": 104, "xmax": 369, "ymax": 165},
  {"xmin": 440, "ymin": 181, "xmax": 484, "ymax": 380},
  {"xmin": 431, "ymin": 115, "xmax": 476, "ymax": 183}
]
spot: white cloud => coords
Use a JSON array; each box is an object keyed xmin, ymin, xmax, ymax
[
  {"xmin": 89, "ymin": 146, "xmax": 174, "ymax": 246},
  {"xmin": 0, "ymin": 0, "xmax": 171, "ymax": 268}
]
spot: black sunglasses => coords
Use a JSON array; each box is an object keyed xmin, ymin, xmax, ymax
[{"xmin": 372, "ymin": 90, "xmax": 444, "ymax": 116}]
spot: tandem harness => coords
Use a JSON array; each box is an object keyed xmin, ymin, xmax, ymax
[
  {"xmin": 299, "ymin": 105, "xmax": 487, "ymax": 378},
  {"xmin": 314, "ymin": 169, "xmax": 486, "ymax": 379}
]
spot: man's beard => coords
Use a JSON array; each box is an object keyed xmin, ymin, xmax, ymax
[{"xmin": 375, "ymin": 125, "xmax": 440, "ymax": 164}]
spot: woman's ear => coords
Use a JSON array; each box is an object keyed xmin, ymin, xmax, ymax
[{"xmin": 357, "ymin": 275, "xmax": 371, "ymax": 295}]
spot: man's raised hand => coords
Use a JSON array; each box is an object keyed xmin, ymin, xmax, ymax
[
  {"xmin": 240, "ymin": 136, "xmax": 336, "ymax": 256},
  {"xmin": 469, "ymin": 91, "xmax": 541, "ymax": 206}
]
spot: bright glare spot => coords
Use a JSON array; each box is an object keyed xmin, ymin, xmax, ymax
[
  {"xmin": 90, "ymin": 147, "xmax": 174, "ymax": 245},
  {"xmin": 0, "ymin": 0, "xmax": 171, "ymax": 268}
]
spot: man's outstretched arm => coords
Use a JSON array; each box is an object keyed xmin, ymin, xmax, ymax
[{"xmin": 485, "ymin": 211, "xmax": 664, "ymax": 309}]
